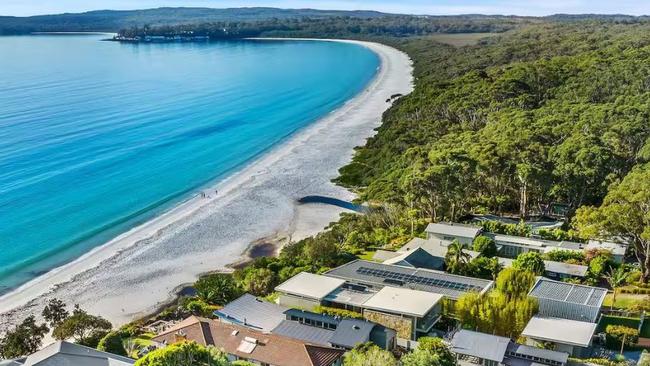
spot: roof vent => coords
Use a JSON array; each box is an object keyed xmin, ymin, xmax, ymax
[
  {"xmin": 352, "ymin": 325, "xmax": 361, "ymax": 330},
  {"xmin": 231, "ymin": 330, "xmax": 239, "ymax": 336}
]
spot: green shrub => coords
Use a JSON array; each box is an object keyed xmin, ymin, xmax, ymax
[
  {"xmin": 473, "ymin": 236, "xmax": 497, "ymax": 257},
  {"xmin": 314, "ymin": 306, "xmax": 363, "ymax": 319},
  {"xmin": 97, "ymin": 331, "xmax": 128, "ymax": 357},
  {"xmin": 605, "ymin": 325, "xmax": 639, "ymax": 350},
  {"xmin": 544, "ymin": 249, "xmax": 585, "ymax": 264}
]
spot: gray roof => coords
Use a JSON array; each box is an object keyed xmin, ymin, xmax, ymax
[
  {"xmin": 493, "ymin": 257, "xmax": 587, "ymax": 278},
  {"xmin": 324, "ymin": 260, "xmax": 493, "ymax": 299},
  {"xmin": 543, "ymin": 260, "xmax": 588, "ymax": 277},
  {"xmin": 451, "ymin": 330, "xmax": 510, "ymax": 362},
  {"xmin": 329, "ymin": 319, "xmax": 375, "ymax": 349},
  {"xmin": 214, "ymin": 293, "xmax": 288, "ymax": 332},
  {"xmin": 506, "ymin": 343, "xmax": 569, "ymax": 364},
  {"xmin": 425, "ymin": 222, "xmax": 482, "ymax": 239},
  {"xmin": 384, "ymin": 247, "xmax": 444, "ymax": 270},
  {"xmin": 0, "ymin": 361, "xmax": 24, "ymax": 366},
  {"xmin": 17, "ymin": 341, "xmax": 134, "ymax": 366},
  {"xmin": 271, "ymin": 320, "xmax": 334, "ymax": 346},
  {"xmin": 528, "ymin": 278, "xmax": 606, "ymax": 308}
]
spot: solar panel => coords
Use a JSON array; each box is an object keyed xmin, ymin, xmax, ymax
[{"xmin": 355, "ymin": 266, "xmax": 482, "ymax": 293}]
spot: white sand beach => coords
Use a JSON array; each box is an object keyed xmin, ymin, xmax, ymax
[{"xmin": 0, "ymin": 39, "xmax": 413, "ymax": 330}]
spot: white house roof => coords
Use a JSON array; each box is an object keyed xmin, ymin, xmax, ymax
[
  {"xmin": 361, "ymin": 286, "xmax": 443, "ymax": 317},
  {"xmin": 521, "ymin": 316, "xmax": 597, "ymax": 347},
  {"xmin": 493, "ymin": 234, "xmax": 547, "ymax": 247},
  {"xmin": 586, "ymin": 240, "xmax": 627, "ymax": 256},
  {"xmin": 451, "ymin": 330, "xmax": 511, "ymax": 362},
  {"xmin": 425, "ymin": 222, "xmax": 481, "ymax": 239},
  {"xmin": 275, "ymin": 272, "xmax": 345, "ymax": 300},
  {"xmin": 22, "ymin": 341, "xmax": 134, "ymax": 366}
]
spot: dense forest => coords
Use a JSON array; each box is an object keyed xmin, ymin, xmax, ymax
[{"xmin": 115, "ymin": 15, "xmax": 528, "ymax": 39}]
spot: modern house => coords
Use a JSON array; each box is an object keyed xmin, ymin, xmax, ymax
[
  {"xmin": 275, "ymin": 261, "xmax": 493, "ymax": 341},
  {"xmin": 489, "ymin": 234, "xmax": 583, "ymax": 258},
  {"xmin": 450, "ymin": 330, "xmax": 569, "ymax": 366},
  {"xmin": 276, "ymin": 309, "xmax": 396, "ymax": 350},
  {"xmin": 425, "ymin": 222, "xmax": 482, "ymax": 247},
  {"xmin": 520, "ymin": 278, "xmax": 606, "ymax": 357},
  {"xmin": 494, "ymin": 256, "xmax": 588, "ymax": 281},
  {"xmin": 381, "ymin": 237, "xmax": 588, "ymax": 280},
  {"xmin": 214, "ymin": 293, "xmax": 396, "ymax": 350},
  {"xmin": 0, "ymin": 341, "xmax": 134, "ymax": 366},
  {"xmin": 528, "ymin": 277, "xmax": 606, "ymax": 323},
  {"xmin": 152, "ymin": 316, "xmax": 345, "ymax": 366},
  {"xmin": 423, "ymin": 222, "xmax": 626, "ymax": 261}
]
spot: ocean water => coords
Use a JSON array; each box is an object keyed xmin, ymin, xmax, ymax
[{"xmin": 0, "ymin": 34, "xmax": 379, "ymax": 294}]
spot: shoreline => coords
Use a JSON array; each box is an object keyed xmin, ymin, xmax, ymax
[{"xmin": 0, "ymin": 38, "xmax": 413, "ymax": 331}]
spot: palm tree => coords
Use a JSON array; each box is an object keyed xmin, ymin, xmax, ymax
[
  {"xmin": 604, "ymin": 267, "xmax": 628, "ymax": 310},
  {"xmin": 446, "ymin": 240, "xmax": 471, "ymax": 274}
]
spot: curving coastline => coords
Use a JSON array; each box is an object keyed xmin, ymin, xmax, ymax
[{"xmin": 0, "ymin": 39, "xmax": 413, "ymax": 330}]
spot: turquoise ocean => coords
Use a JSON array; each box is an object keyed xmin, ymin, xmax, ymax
[{"xmin": 0, "ymin": 34, "xmax": 379, "ymax": 294}]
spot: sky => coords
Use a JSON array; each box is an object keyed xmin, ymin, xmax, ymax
[{"xmin": 2, "ymin": 0, "xmax": 650, "ymax": 17}]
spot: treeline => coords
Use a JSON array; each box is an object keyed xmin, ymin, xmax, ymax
[{"xmin": 116, "ymin": 15, "xmax": 527, "ymax": 39}]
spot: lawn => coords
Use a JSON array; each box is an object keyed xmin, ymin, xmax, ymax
[
  {"xmin": 603, "ymin": 293, "xmax": 648, "ymax": 310},
  {"xmin": 358, "ymin": 250, "xmax": 378, "ymax": 261},
  {"xmin": 426, "ymin": 32, "xmax": 499, "ymax": 47}
]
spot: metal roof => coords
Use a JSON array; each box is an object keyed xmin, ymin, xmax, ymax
[
  {"xmin": 506, "ymin": 343, "xmax": 569, "ymax": 364},
  {"xmin": 275, "ymin": 272, "xmax": 345, "ymax": 300},
  {"xmin": 521, "ymin": 316, "xmax": 597, "ymax": 347},
  {"xmin": 451, "ymin": 330, "xmax": 510, "ymax": 362},
  {"xmin": 324, "ymin": 260, "xmax": 493, "ymax": 299},
  {"xmin": 383, "ymin": 247, "xmax": 444, "ymax": 270},
  {"xmin": 528, "ymin": 278, "xmax": 606, "ymax": 307},
  {"xmin": 542, "ymin": 261, "xmax": 588, "ymax": 277},
  {"xmin": 495, "ymin": 257, "xmax": 587, "ymax": 277},
  {"xmin": 425, "ymin": 222, "xmax": 482, "ymax": 239},
  {"xmin": 20, "ymin": 341, "xmax": 134, "ymax": 366},
  {"xmin": 214, "ymin": 293, "xmax": 288, "ymax": 332},
  {"xmin": 272, "ymin": 320, "xmax": 334, "ymax": 346},
  {"xmin": 329, "ymin": 319, "xmax": 376, "ymax": 349}
]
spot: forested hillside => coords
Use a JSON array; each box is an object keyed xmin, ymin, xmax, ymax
[
  {"xmin": 338, "ymin": 21, "xmax": 650, "ymax": 221},
  {"xmin": 0, "ymin": 7, "xmax": 390, "ymax": 34},
  {"xmin": 0, "ymin": 8, "xmax": 528, "ymax": 35}
]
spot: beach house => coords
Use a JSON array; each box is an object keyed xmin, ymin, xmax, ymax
[
  {"xmin": 214, "ymin": 293, "xmax": 396, "ymax": 350},
  {"xmin": 520, "ymin": 278, "xmax": 606, "ymax": 357},
  {"xmin": 152, "ymin": 316, "xmax": 345, "ymax": 366},
  {"xmin": 275, "ymin": 261, "xmax": 493, "ymax": 341},
  {"xmin": 423, "ymin": 222, "xmax": 626, "ymax": 261}
]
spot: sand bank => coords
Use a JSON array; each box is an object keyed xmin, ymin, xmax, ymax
[{"xmin": 0, "ymin": 39, "xmax": 413, "ymax": 330}]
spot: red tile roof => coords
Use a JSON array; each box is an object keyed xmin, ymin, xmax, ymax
[{"xmin": 152, "ymin": 316, "xmax": 344, "ymax": 366}]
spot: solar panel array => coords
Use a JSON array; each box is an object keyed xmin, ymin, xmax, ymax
[
  {"xmin": 356, "ymin": 266, "xmax": 482, "ymax": 292},
  {"xmin": 529, "ymin": 278, "xmax": 607, "ymax": 306}
]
